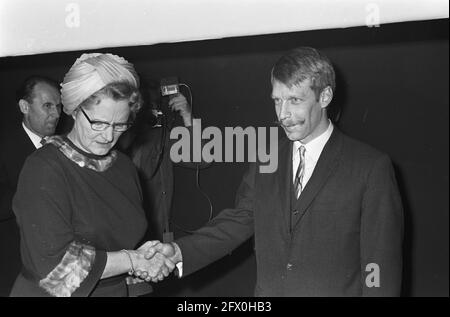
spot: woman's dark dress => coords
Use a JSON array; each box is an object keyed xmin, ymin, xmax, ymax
[{"xmin": 10, "ymin": 137, "xmax": 147, "ymax": 296}]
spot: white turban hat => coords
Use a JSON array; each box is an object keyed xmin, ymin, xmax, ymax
[{"xmin": 60, "ymin": 53, "xmax": 139, "ymax": 115}]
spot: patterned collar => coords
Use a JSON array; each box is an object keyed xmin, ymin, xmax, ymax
[{"xmin": 46, "ymin": 135, "xmax": 117, "ymax": 172}]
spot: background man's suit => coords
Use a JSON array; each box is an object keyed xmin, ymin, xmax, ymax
[
  {"xmin": 0, "ymin": 124, "xmax": 36, "ymax": 296},
  {"xmin": 176, "ymin": 127, "xmax": 404, "ymax": 296}
]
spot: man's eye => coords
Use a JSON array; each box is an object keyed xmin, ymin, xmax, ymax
[
  {"xmin": 273, "ymin": 99, "xmax": 282, "ymax": 105},
  {"xmin": 290, "ymin": 98, "xmax": 302, "ymax": 104}
]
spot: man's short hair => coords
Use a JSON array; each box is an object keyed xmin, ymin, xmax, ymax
[
  {"xmin": 16, "ymin": 76, "xmax": 59, "ymax": 104},
  {"xmin": 271, "ymin": 47, "xmax": 336, "ymax": 100}
]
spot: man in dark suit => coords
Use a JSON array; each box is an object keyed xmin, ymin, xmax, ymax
[
  {"xmin": 143, "ymin": 47, "xmax": 404, "ymax": 296},
  {"xmin": 0, "ymin": 76, "xmax": 61, "ymax": 296}
]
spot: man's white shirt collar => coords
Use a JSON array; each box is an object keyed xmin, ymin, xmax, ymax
[
  {"xmin": 293, "ymin": 120, "xmax": 334, "ymax": 160},
  {"xmin": 22, "ymin": 122, "xmax": 44, "ymax": 149},
  {"xmin": 292, "ymin": 120, "xmax": 334, "ymax": 185}
]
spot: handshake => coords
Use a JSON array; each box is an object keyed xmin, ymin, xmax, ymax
[{"xmin": 124, "ymin": 241, "xmax": 182, "ymax": 284}]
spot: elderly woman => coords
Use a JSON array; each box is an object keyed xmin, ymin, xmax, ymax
[{"xmin": 10, "ymin": 53, "xmax": 173, "ymax": 297}]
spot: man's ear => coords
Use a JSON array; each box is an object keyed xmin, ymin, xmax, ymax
[
  {"xmin": 320, "ymin": 86, "xmax": 333, "ymax": 109},
  {"xmin": 18, "ymin": 99, "xmax": 29, "ymax": 115}
]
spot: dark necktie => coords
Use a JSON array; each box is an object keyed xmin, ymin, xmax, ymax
[
  {"xmin": 40, "ymin": 137, "xmax": 47, "ymax": 146},
  {"xmin": 294, "ymin": 145, "xmax": 306, "ymax": 199}
]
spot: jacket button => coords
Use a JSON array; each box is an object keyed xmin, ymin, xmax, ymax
[
  {"xmin": 286, "ymin": 263, "xmax": 293, "ymax": 270},
  {"xmin": 293, "ymin": 210, "xmax": 299, "ymax": 215}
]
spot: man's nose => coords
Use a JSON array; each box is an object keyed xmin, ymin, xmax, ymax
[
  {"xmin": 49, "ymin": 105, "xmax": 61, "ymax": 118},
  {"xmin": 278, "ymin": 100, "xmax": 290, "ymax": 121}
]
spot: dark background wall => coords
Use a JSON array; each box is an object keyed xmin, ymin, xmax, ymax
[{"xmin": 0, "ymin": 19, "xmax": 448, "ymax": 296}]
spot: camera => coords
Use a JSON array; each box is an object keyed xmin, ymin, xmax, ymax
[{"xmin": 160, "ymin": 76, "xmax": 180, "ymax": 97}]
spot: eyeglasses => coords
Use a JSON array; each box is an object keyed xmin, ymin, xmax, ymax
[{"xmin": 80, "ymin": 108, "xmax": 132, "ymax": 132}]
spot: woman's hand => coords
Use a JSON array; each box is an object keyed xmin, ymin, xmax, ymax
[{"xmin": 129, "ymin": 248, "xmax": 175, "ymax": 283}]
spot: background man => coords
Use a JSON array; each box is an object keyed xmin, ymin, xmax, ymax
[
  {"xmin": 117, "ymin": 81, "xmax": 210, "ymax": 296},
  {"xmin": 0, "ymin": 76, "xmax": 61, "ymax": 295},
  {"xmin": 118, "ymin": 80, "xmax": 209, "ymax": 244}
]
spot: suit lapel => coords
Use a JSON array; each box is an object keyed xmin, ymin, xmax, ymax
[
  {"xmin": 274, "ymin": 137, "xmax": 293, "ymax": 236},
  {"xmin": 18, "ymin": 126, "xmax": 37, "ymax": 155},
  {"xmin": 292, "ymin": 128, "xmax": 343, "ymax": 229},
  {"xmin": 1, "ymin": 123, "xmax": 37, "ymax": 190}
]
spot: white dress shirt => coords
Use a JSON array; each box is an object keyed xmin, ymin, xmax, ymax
[
  {"xmin": 22, "ymin": 122, "xmax": 45, "ymax": 149},
  {"xmin": 292, "ymin": 120, "xmax": 334, "ymax": 190}
]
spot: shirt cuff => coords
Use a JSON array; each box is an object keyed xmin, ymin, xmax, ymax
[
  {"xmin": 176, "ymin": 262, "xmax": 184, "ymax": 278},
  {"xmin": 172, "ymin": 242, "xmax": 183, "ymax": 277}
]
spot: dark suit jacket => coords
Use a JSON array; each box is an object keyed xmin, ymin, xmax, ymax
[
  {"xmin": 176, "ymin": 127, "xmax": 404, "ymax": 296},
  {"xmin": 0, "ymin": 124, "xmax": 36, "ymax": 296}
]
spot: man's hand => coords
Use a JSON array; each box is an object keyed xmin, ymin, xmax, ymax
[
  {"xmin": 169, "ymin": 93, "xmax": 192, "ymax": 127},
  {"xmin": 129, "ymin": 244, "xmax": 176, "ymax": 283},
  {"xmin": 143, "ymin": 241, "xmax": 182, "ymax": 265}
]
